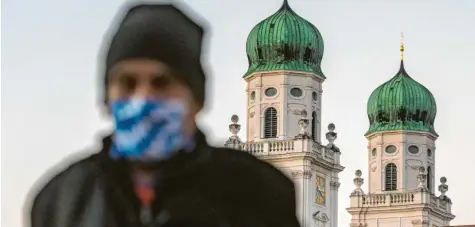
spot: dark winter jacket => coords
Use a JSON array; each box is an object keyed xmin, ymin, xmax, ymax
[{"xmin": 27, "ymin": 130, "xmax": 300, "ymax": 227}]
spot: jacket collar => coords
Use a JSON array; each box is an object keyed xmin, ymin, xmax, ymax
[{"xmin": 97, "ymin": 128, "xmax": 210, "ymax": 169}]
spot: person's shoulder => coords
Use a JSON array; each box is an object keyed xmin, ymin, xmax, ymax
[
  {"xmin": 26, "ymin": 152, "xmax": 100, "ymax": 216},
  {"xmin": 206, "ymin": 146, "xmax": 293, "ymax": 187},
  {"xmin": 204, "ymin": 146, "xmax": 298, "ymax": 225}
]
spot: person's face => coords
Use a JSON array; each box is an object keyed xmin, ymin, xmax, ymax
[{"xmin": 106, "ymin": 59, "xmax": 201, "ymax": 135}]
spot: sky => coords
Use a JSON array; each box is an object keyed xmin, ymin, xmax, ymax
[{"xmin": 2, "ymin": 0, "xmax": 475, "ymax": 226}]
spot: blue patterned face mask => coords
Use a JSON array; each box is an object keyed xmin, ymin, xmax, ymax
[{"xmin": 110, "ymin": 98, "xmax": 194, "ymax": 161}]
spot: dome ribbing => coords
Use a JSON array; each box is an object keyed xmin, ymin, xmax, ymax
[
  {"xmin": 366, "ymin": 60, "xmax": 437, "ymax": 136},
  {"xmin": 244, "ymin": 0, "xmax": 324, "ymax": 77}
]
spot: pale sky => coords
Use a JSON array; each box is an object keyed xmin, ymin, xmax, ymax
[{"xmin": 2, "ymin": 0, "xmax": 475, "ymax": 226}]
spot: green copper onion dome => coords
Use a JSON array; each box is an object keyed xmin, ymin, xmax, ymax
[
  {"xmin": 244, "ymin": 0, "xmax": 324, "ymax": 77},
  {"xmin": 366, "ymin": 42, "xmax": 437, "ymax": 136}
]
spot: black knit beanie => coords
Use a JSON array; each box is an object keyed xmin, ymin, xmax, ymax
[{"xmin": 102, "ymin": 3, "xmax": 206, "ymax": 105}]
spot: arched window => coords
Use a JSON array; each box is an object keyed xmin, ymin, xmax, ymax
[
  {"xmin": 264, "ymin": 107, "xmax": 277, "ymax": 138},
  {"xmin": 385, "ymin": 163, "xmax": 397, "ymax": 191},
  {"xmin": 427, "ymin": 166, "xmax": 432, "ymax": 191},
  {"xmin": 311, "ymin": 111, "xmax": 318, "ymax": 141}
]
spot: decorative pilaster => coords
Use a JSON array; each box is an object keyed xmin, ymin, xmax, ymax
[
  {"xmin": 351, "ymin": 170, "xmax": 364, "ymax": 195},
  {"xmin": 224, "ymin": 115, "xmax": 242, "ymax": 149},
  {"xmin": 350, "ymin": 223, "xmax": 367, "ymax": 227},
  {"xmin": 326, "ymin": 123, "xmax": 337, "ymax": 144},
  {"xmin": 330, "ymin": 181, "xmax": 341, "ymax": 191},
  {"xmin": 438, "ymin": 177, "xmax": 448, "ymax": 196},
  {"xmin": 295, "ymin": 110, "xmax": 310, "ymax": 139},
  {"xmin": 417, "ymin": 166, "xmax": 428, "ymax": 191},
  {"xmin": 325, "ymin": 123, "xmax": 340, "ymax": 153},
  {"xmin": 290, "ymin": 170, "xmax": 313, "ymax": 179},
  {"xmin": 438, "ymin": 177, "xmax": 451, "ymax": 202},
  {"xmin": 411, "ymin": 219, "xmax": 430, "ymax": 227}
]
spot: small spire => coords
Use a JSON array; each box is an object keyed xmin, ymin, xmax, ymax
[
  {"xmin": 398, "ymin": 32, "xmax": 407, "ymax": 73},
  {"xmin": 400, "ymin": 32, "xmax": 405, "ymax": 61},
  {"xmin": 279, "ymin": 0, "xmax": 292, "ymax": 11}
]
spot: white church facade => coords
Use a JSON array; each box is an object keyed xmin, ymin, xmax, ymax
[
  {"xmin": 346, "ymin": 38, "xmax": 455, "ymax": 227},
  {"xmin": 225, "ymin": 1, "xmax": 344, "ymax": 226},
  {"xmin": 222, "ymin": 1, "xmax": 455, "ymax": 227}
]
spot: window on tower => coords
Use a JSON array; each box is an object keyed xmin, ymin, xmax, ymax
[
  {"xmin": 311, "ymin": 111, "xmax": 318, "ymax": 141},
  {"xmin": 312, "ymin": 91, "xmax": 318, "ymax": 102},
  {"xmin": 290, "ymin": 87, "xmax": 303, "ymax": 97},
  {"xmin": 385, "ymin": 163, "xmax": 397, "ymax": 191},
  {"xmin": 427, "ymin": 166, "xmax": 432, "ymax": 191},
  {"xmin": 264, "ymin": 87, "xmax": 277, "ymax": 97},
  {"xmin": 264, "ymin": 107, "xmax": 278, "ymax": 138}
]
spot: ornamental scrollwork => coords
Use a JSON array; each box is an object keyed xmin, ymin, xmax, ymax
[
  {"xmin": 290, "ymin": 170, "xmax": 312, "ymax": 179},
  {"xmin": 410, "ymin": 165, "xmax": 422, "ymax": 170},
  {"xmin": 350, "ymin": 223, "xmax": 367, "ymax": 227},
  {"xmin": 330, "ymin": 181, "xmax": 341, "ymax": 190},
  {"xmin": 411, "ymin": 219, "xmax": 430, "ymax": 227},
  {"xmin": 371, "ymin": 166, "xmax": 377, "ymax": 172}
]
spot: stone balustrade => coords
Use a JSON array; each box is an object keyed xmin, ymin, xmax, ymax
[
  {"xmin": 348, "ymin": 170, "xmax": 453, "ymax": 218},
  {"xmin": 223, "ymin": 114, "xmax": 342, "ymax": 164},
  {"xmin": 361, "ymin": 192, "xmax": 415, "ymax": 206},
  {"xmin": 225, "ymin": 138, "xmax": 341, "ymax": 165},
  {"xmin": 242, "ymin": 139, "xmax": 296, "ymax": 154},
  {"xmin": 350, "ymin": 190, "xmax": 452, "ymax": 213}
]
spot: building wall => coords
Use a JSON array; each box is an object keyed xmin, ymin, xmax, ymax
[
  {"xmin": 347, "ymin": 129, "xmax": 452, "ymax": 227},
  {"xmin": 349, "ymin": 208, "xmax": 451, "ymax": 227},
  {"xmin": 245, "ymin": 71, "xmax": 323, "ymax": 142},
  {"xmin": 272, "ymin": 157, "xmax": 338, "ymax": 227},
  {"xmin": 244, "ymin": 70, "xmax": 340, "ymax": 227},
  {"xmin": 366, "ymin": 131, "xmax": 437, "ymax": 193}
]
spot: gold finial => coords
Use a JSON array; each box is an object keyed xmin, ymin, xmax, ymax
[{"xmin": 400, "ymin": 32, "xmax": 405, "ymax": 60}]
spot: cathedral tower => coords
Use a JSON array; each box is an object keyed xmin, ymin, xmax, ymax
[
  {"xmin": 347, "ymin": 34, "xmax": 455, "ymax": 227},
  {"xmin": 244, "ymin": 0, "xmax": 324, "ymax": 143},
  {"xmin": 365, "ymin": 35, "xmax": 438, "ymax": 194},
  {"xmin": 225, "ymin": 1, "xmax": 344, "ymax": 227}
]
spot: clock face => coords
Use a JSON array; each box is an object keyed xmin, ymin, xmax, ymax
[{"xmin": 315, "ymin": 176, "xmax": 326, "ymax": 205}]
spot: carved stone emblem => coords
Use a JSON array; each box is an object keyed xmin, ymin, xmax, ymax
[
  {"xmin": 351, "ymin": 170, "xmax": 364, "ymax": 195},
  {"xmin": 371, "ymin": 166, "xmax": 377, "ymax": 172},
  {"xmin": 291, "ymin": 108, "xmax": 306, "ymax": 116},
  {"xmin": 330, "ymin": 181, "xmax": 341, "ymax": 190},
  {"xmin": 410, "ymin": 165, "xmax": 422, "ymax": 170},
  {"xmin": 411, "ymin": 219, "xmax": 429, "ymax": 227},
  {"xmin": 350, "ymin": 223, "xmax": 367, "ymax": 227},
  {"xmin": 290, "ymin": 170, "xmax": 312, "ymax": 179}
]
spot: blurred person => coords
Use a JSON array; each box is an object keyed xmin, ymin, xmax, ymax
[{"xmin": 27, "ymin": 3, "xmax": 299, "ymax": 227}]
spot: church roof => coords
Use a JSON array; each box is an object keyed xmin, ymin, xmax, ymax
[
  {"xmin": 366, "ymin": 40, "xmax": 437, "ymax": 136},
  {"xmin": 244, "ymin": 0, "xmax": 324, "ymax": 77}
]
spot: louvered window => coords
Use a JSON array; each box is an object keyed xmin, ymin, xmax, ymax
[
  {"xmin": 264, "ymin": 107, "xmax": 277, "ymax": 138},
  {"xmin": 427, "ymin": 166, "xmax": 432, "ymax": 191},
  {"xmin": 311, "ymin": 111, "xmax": 317, "ymax": 141},
  {"xmin": 385, "ymin": 163, "xmax": 397, "ymax": 191}
]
